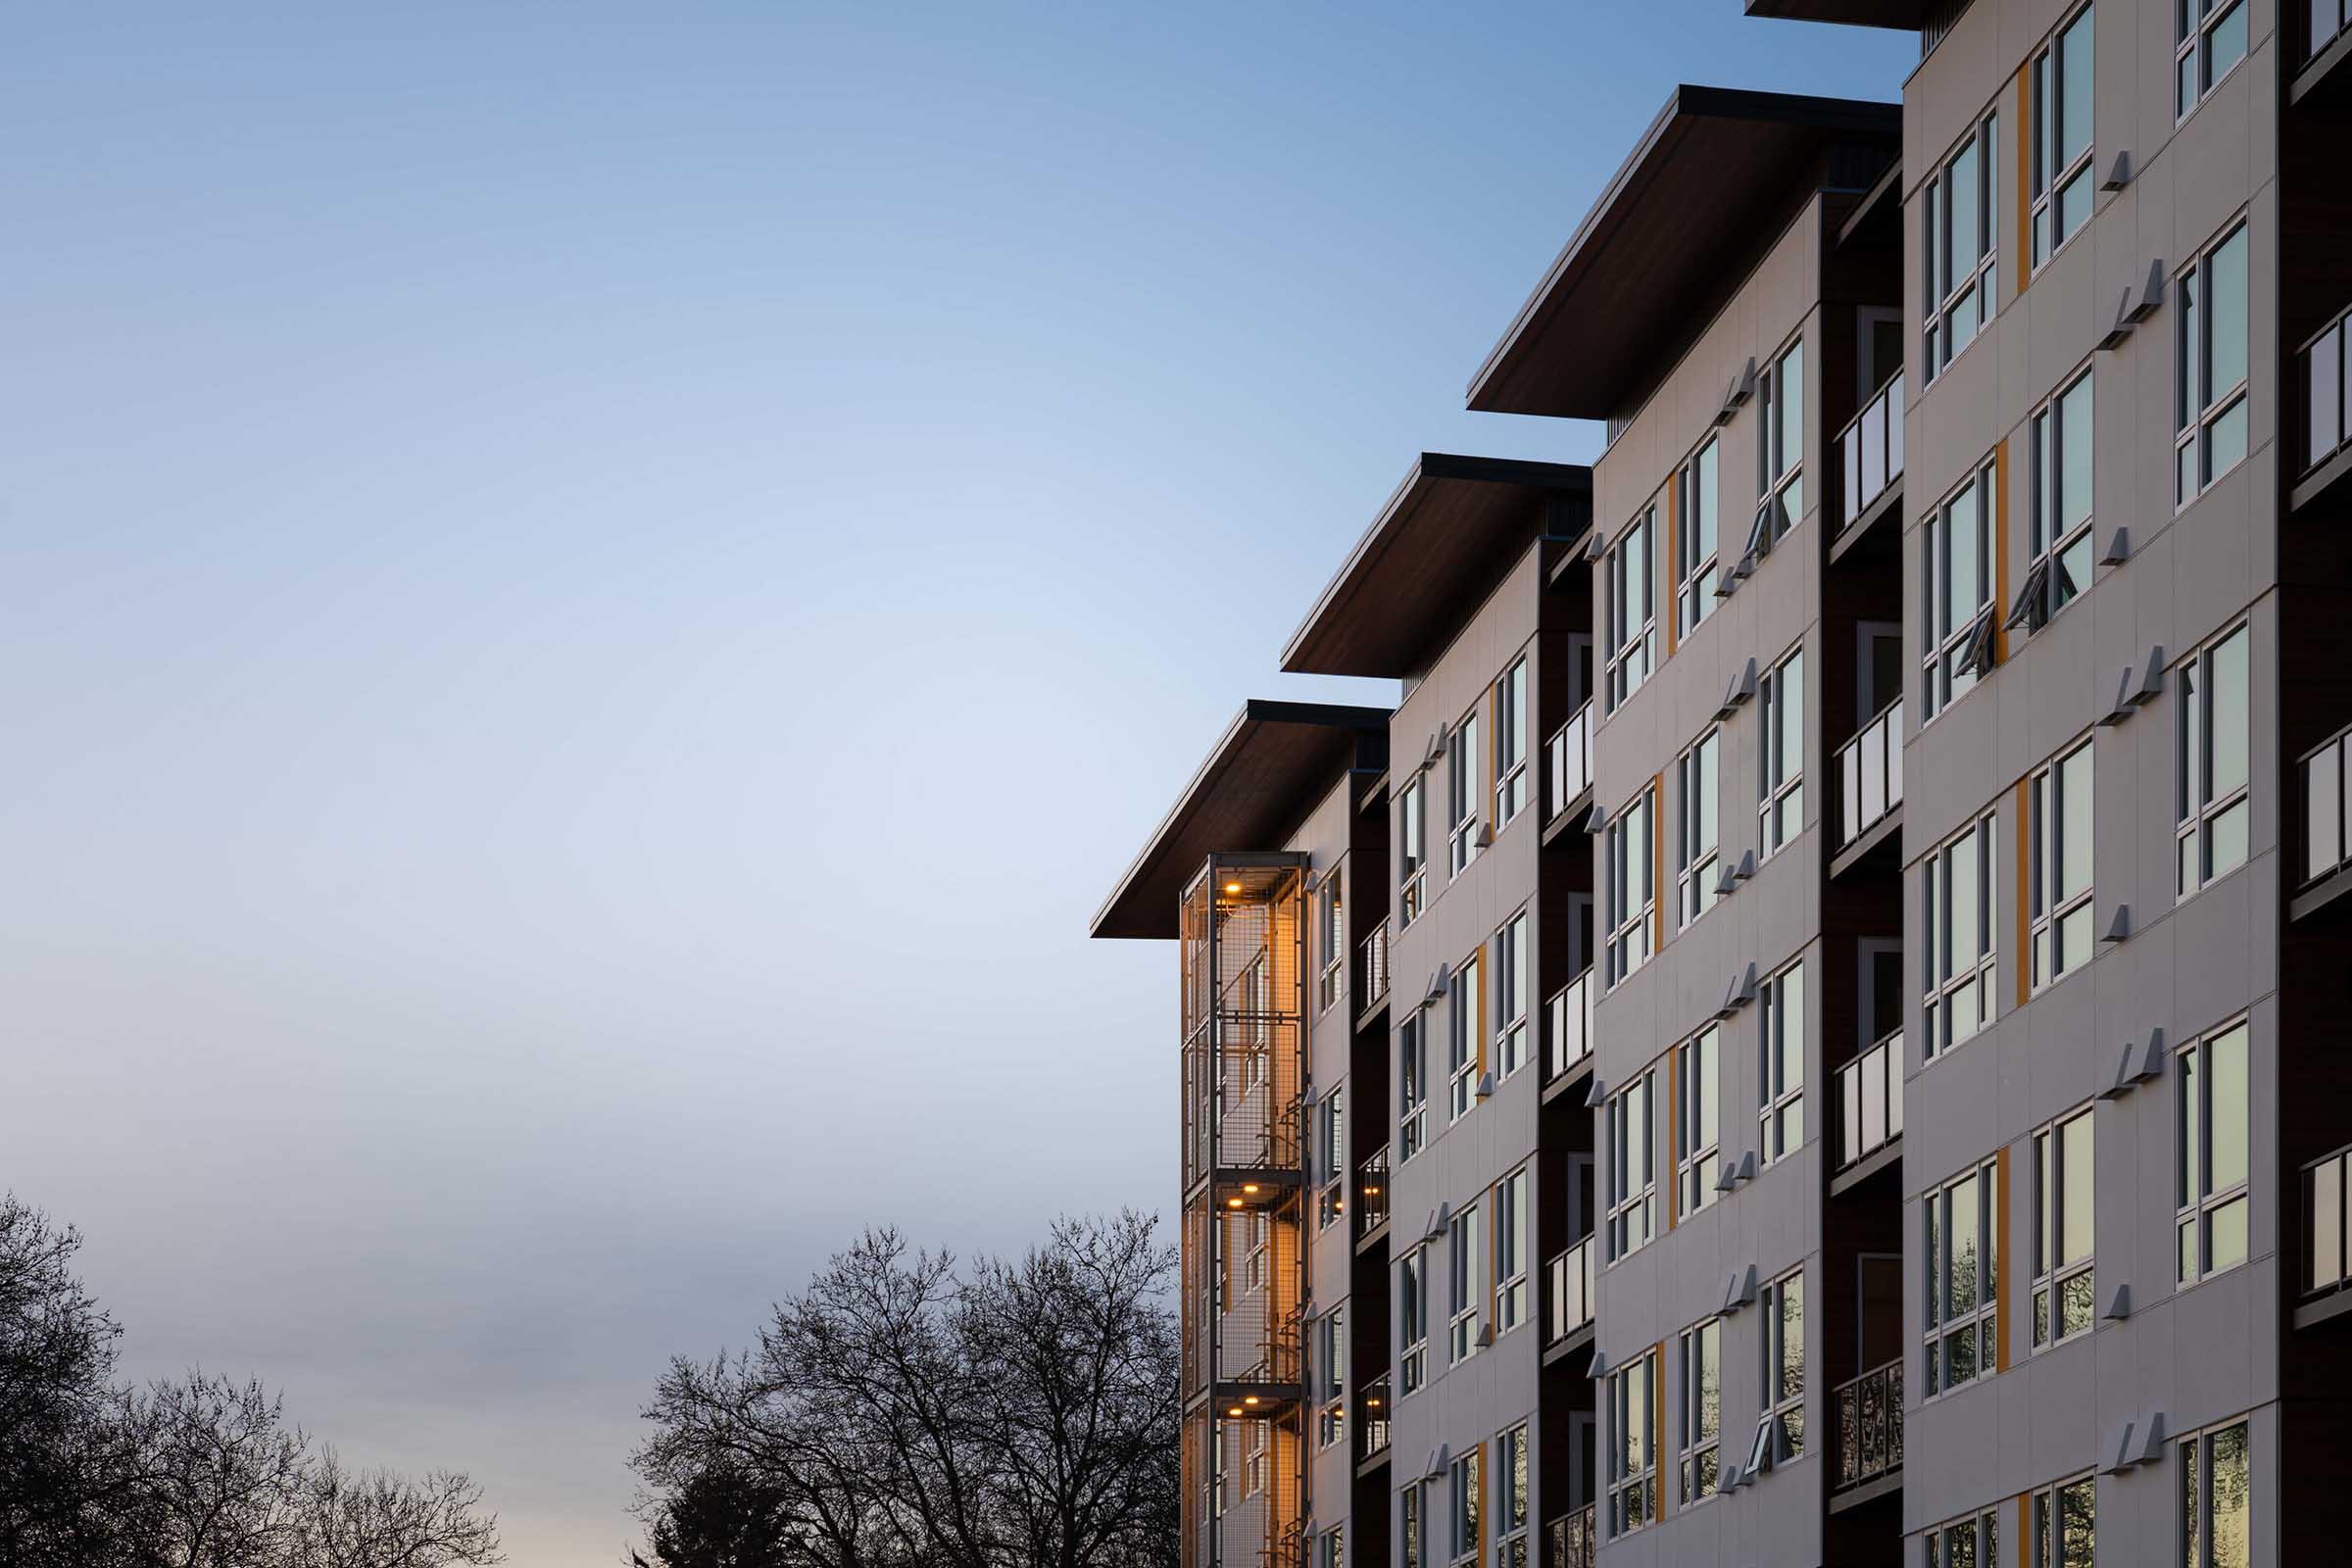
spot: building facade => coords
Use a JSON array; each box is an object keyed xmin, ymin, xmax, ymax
[{"xmin": 1094, "ymin": 2, "xmax": 2352, "ymax": 1564}]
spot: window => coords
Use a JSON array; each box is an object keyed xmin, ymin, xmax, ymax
[
  {"xmin": 1447, "ymin": 952, "xmax": 1482, "ymax": 1123},
  {"xmin": 1448, "ymin": 706, "xmax": 1484, "ymax": 878},
  {"xmin": 2178, "ymin": 0, "xmax": 2248, "ymax": 117},
  {"xmin": 1401, "ymin": 1484, "xmax": 1422, "ymax": 1568},
  {"xmin": 1245, "ymin": 1213, "xmax": 1268, "ymax": 1293},
  {"xmin": 1316, "ymin": 1306, "xmax": 1347, "ymax": 1448},
  {"xmin": 1678, "ymin": 438, "xmax": 1721, "ymax": 631},
  {"xmin": 1399, "ymin": 1016, "xmax": 1429, "ymax": 1162},
  {"xmin": 1497, "ymin": 1423, "xmax": 1530, "ymax": 1568},
  {"xmin": 1924, "ymin": 812, "xmax": 1996, "ymax": 1056},
  {"xmin": 1925, "ymin": 1158, "xmax": 2001, "ymax": 1396},
  {"xmin": 1495, "ymin": 657, "xmax": 1529, "ymax": 827},
  {"xmin": 1318, "ymin": 1527, "xmax": 1343, "ymax": 1568},
  {"xmin": 1400, "ymin": 777, "xmax": 1427, "ymax": 925},
  {"xmin": 2022, "ymin": 369, "xmax": 2094, "ymax": 632},
  {"xmin": 1758, "ymin": 647, "xmax": 1804, "ymax": 856},
  {"xmin": 1214, "ymin": 1424, "xmax": 1228, "ymax": 1517},
  {"xmin": 2177, "ymin": 623, "xmax": 2250, "ymax": 897},
  {"xmin": 1494, "ymin": 1166, "xmax": 1530, "ymax": 1336},
  {"xmin": 1317, "ymin": 1088, "xmax": 1347, "ymax": 1231},
  {"xmin": 1747, "ymin": 1269, "xmax": 1804, "ymax": 1469},
  {"xmin": 1245, "ymin": 1418, "xmax": 1267, "ymax": 1496},
  {"xmin": 2179, "ymin": 1418, "xmax": 2250, "ymax": 1568},
  {"xmin": 1754, "ymin": 338, "xmax": 1805, "ymax": 548},
  {"xmin": 2030, "ymin": 740, "xmax": 2095, "ymax": 989},
  {"xmin": 1677, "ymin": 1317, "xmax": 1721, "ymax": 1504},
  {"xmin": 1400, "ymin": 1246, "xmax": 1429, "ymax": 1396},
  {"xmin": 2033, "ymin": 1474, "xmax": 2095, "ymax": 1568},
  {"xmin": 1676, "ymin": 728, "xmax": 1721, "ymax": 927},
  {"xmin": 2032, "ymin": 6, "xmax": 2095, "ymax": 269},
  {"xmin": 1449, "ymin": 1446, "xmax": 1482, "ymax": 1566},
  {"xmin": 1924, "ymin": 459, "xmax": 1995, "ymax": 721},
  {"xmin": 1495, "ymin": 911, "xmax": 1530, "ymax": 1080},
  {"xmin": 1927, "ymin": 1508, "xmax": 2002, "ymax": 1568},
  {"xmin": 1926, "ymin": 113, "xmax": 1999, "ymax": 378},
  {"xmin": 2178, "ymin": 1019, "xmax": 2250, "ymax": 1287},
  {"xmin": 1605, "ymin": 1350, "xmax": 1657, "ymax": 1536},
  {"xmin": 2033, "ymin": 1107, "xmax": 2095, "ymax": 1349},
  {"xmin": 1606, "ymin": 1068, "xmax": 1658, "ymax": 1261},
  {"xmin": 1605, "ymin": 784, "xmax": 1656, "ymax": 985},
  {"xmin": 1448, "ymin": 1204, "xmax": 1482, "ymax": 1363},
  {"xmin": 1606, "ymin": 511, "xmax": 1657, "ymax": 711},
  {"xmin": 2177, "ymin": 222, "xmax": 2250, "ymax": 506},
  {"xmin": 1676, "ymin": 1027, "xmax": 1720, "ymax": 1214},
  {"xmin": 1317, "ymin": 874, "xmax": 1345, "ymax": 1013},
  {"xmin": 1760, "ymin": 960, "xmax": 1806, "ymax": 1165}
]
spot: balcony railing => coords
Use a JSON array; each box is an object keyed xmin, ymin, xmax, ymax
[
  {"xmin": 1838, "ymin": 369, "xmax": 1905, "ymax": 529},
  {"xmin": 1544, "ymin": 969, "xmax": 1594, "ymax": 1082},
  {"xmin": 1355, "ymin": 1146, "xmax": 1391, "ymax": 1241},
  {"xmin": 1544, "ymin": 1235, "xmax": 1595, "ymax": 1346},
  {"xmin": 1358, "ymin": 922, "xmax": 1390, "ymax": 1009},
  {"xmin": 2303, "ymin": 306, "xmax": 2349, "ymax": 478},
  {"xmin": 2306, "ymin": 1144, "xmax": 2352, "ymax": 1298},
  {"xmin": 1545, "ymin": 702, "xmax": 1594, "ymax": 821},
  {"xmin": 2299, "ymin": 725, "xmax": 2352, "ymax": 886},
  {"xmin": 2311, "ymin": 0, "xmax": 2350, "ymax": 67},
  {"xmin": 1356, "ymin": 1372, "xmax": 1393, "ymax": 1462},
  {"xmin": 1836, "ymin": 1029, "xmax": 1904, "ymax": 1171},
  {"xmin": 1833, "ymin": 1357, "xmax": 1904, "ymax": 1492},
  {"xmin": 1836, "ymin": 698, "xmax": 1903, "ymax": 848},
  {"xmin": 1544, "ymin": 1505, "xmax": 1596, "ymax": 1568}
]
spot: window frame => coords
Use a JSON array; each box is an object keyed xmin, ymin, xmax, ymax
[
  {"xmin": 1316, "ymin": 1086, "xmax": 1348, "ymax": 1232},
  {"xmin": 1447, "ymin": 950, "xmax": 1483, "ymax": 1124},
  {"xmin": 1494, "ymin": 910, "xmax": 1530, "ymax": 1081},
  {"xmin": 2030, "ymin": 738, "xmax": 2096, "ymax": 992},
  {"xmin": 2031, "ymin": 1472, "xmax": 2096, "ymax": 1568},
  {"xmin": 2175, "ymin": 220, "xmax": 2250, "ymax": 508},
  {"xmin": 1497, "ymin": 1422, "xmax": 1530, "ymax": 1567},
  {"xmin": 1315, "ymin": 1303, "xmax": 1348, "ymax": 1449},
  {"xmin": 1925, "ymin": 112, "xmax": 1999, "ymax": 380},
  {"xmin": 1678, "ymin": 437, "xmax": 1721, "ymax": 633},
  {"xmin": 2177, "ymin": 1018, "xmax": 2251, "ymax": 1289},
  {"xmin": 1245, "ymin": 1413, "xmax": 1268, "ymax": 1497},
  {"xmin": 2032, "ymin": 1105, "xmax": 2096, "ymax": 1350},
  {"xmin": 1924, "ymin": 811, "xmax": 1997, "ymax": 1057},
  {"xmin": 1759, "ymin": 959, "xmax": 1807, "ymax": 1166},
  {"xmin": 1400, "ymin": 1244, "xmax": 1429, "ymax": 1396},
  {"xmin": 1399, "ymin": 775, "xmax": 1427, "ymax": 925},
  {"xmin": 2178, "ymin": 1417, "xmax": 2250, "ymax": 1568},
  {"xmin": 1923, "ymin": 458, "xmax": 1996, "ymax": 723},
  {"xmin": 1399, "ymin": 1014, "xmax": 1428, "ymax": 1162},
  {"xmin": 1606, "ymin": 510, "xmax": 1658, "ymax": 711},
  {"xmin": 1676, "ymin": 1025, "xmax": 1721, "ymax": 1216},
  {"xmin": 1494, "ymin": 1165, "xmax": 1530, "ymax": 1337},
  {"xmin": 1924, "ymin": 1157, "xmax": 2002, "ymax": 1397},
  {"xmin": 1677, "ymin": 1316, "xmax": 1722, "ymax": 1505},
  {"xmin": 1926, "ymin": 1507, "xmax": 2003, "ymax": 1568},
  {"xmin": 1316, "ymin": 872, "xmax": 1346, "ymax": 1014},
  {"xmin": 1753, "ymin": 336, "xmax": 1806, "ymax": 552},
  {"xmin": 1606, "ymin": 1066, "xmax": 1658, "ymax": 1262},
  {"xmin": 1495, "ymin": 656, "xmax": 1530, "ymax": 828},
  {"xmin": 1676, "ymin": 726, "xmax": 1722, "ymax": 928},
  {"xmin": 1605, "ymin": 783, "xmax": 1657, "ymax": 986},
  {"xmin": 1447, "ymin": 704, "xmax": 1484, "ymax": 880},
  {"xmin": 2176, "ymin": 0, "xmax": 2250, "ymax": 120},
  {"xmin": 2176, "ymin": 621, "xmax": 2251, "ymax": 899},
  {"xmin": 1755, "ymin": 1267, "xmax": 1805, "ymax": 1467},
  {"xmin": 1758, "ymin": 644, "xmax": 1805, "ymax": 856},
  {"xmin": 2024, "ymin": 368, "xmax": 2095, "ymax": 633},
  {"xmin": 1447, "ymin": 1204, "xmax": 1482, "ymax": 1364},
  {"xmin": 1605, "ymin": 1349, "xmax": 1658, "ymax": 1537},
  {"xmin": 2031, "ymin": 4, "xmax": 2096, "ymax": 270},
  {"xmin": 1448, "ymin": 1444, "xmax": 1482, "ymax": 1567}
]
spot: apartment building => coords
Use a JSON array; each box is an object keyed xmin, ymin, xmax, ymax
[{"xmin": 1094, "ymin": 2, "xmax": 2352, "ymax": 1565}]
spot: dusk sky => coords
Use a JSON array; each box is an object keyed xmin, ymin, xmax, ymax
[{"xmin": 2, "ymin": 4, "xmax": 1913, "ymax": 1558}]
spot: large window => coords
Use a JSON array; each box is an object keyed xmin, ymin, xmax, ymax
[
  {"xmin": 1316, "ymin": 1087, "xmax": 1347, "ymax": 1231},
  {"xmin": 1401, "ymin": 1485, "xmax": 1422, "ymax": 1568},
  {"xmin": 1676, "ymin": 727, "xmax": 1721, "ymax": 928},
  {"xmin": 2177, "ymin": 622, "xmax": 2250, "ymax": 897},
  {"xmin": 1607, "ymin": 510, "xmax": 1657, "ymax": 711},
  {"xmin": 1605, "ymin": 1349, "xmax": 1657, "ymax": 1537},
  {"xmin": 1607, "ymin": 1067, "xmax": 1657, "ymax": 1261},
  {"xmin": 1924, "ymin": 459, "xmax": 1995, "ymax": 721},
  {"xmin": 2178, "ymin": 1019, "xmax": 2250, "ymax": 1287},
  {"xmin": 1447, "ymin": 952, "xmax": 1482, "ymax": 1124},
  {"xmin": 1754, "ymin": 338, "xmax": 1806, "ymax": 549},
  {"xmin": 1447, "ymin": 1204, "xmax": 1482, "ymax": 1364},
  {"xmin": 1677, "ymin": 1026, "xmax": 1720, "ymax": 1215},
  {"xmin": 2033, "ymin": 1106, "xmax": 2095, "ymax": 1349},
  {"xmin": 1927, "ymin": 1508, "xmax": 2003, "ymax": 1568},
  {"xmin": 1400, "ymin": 1245, "xmax": 1429, "ymax": 1396},
  {"xmin": 1925, "ymin": 812, "xmax": 1996, "ymax": 1056},
  {"xmin": 1759, "ymin": 960, "xmax": 1806, "ymax": 1165},
  {"xmin": 2032, "ymin": 6, "xmax": 2095, "ymax": 268},
  {"xmin": 2033, "ymin": 1474, "xmax": 2095, "ymax": 1568},
  {"xmin": 1677, "ymin": 1317, "xmax": 1721, "ymax": 1504},
  {"xmin": 2178, "ymin": 0, "xmax": 2248, "ymax": 118},
  {"xmin": 1497, "ymin": 1423, "xmax": 1530, "ymax": 1568},
  {"xmin": 1605, "ymin": 783, "xmax": 1657, "ymax": 985},
  {"xmin": 2030, "ymin": 739, "xmax": 2095, "ymax": 990},
  {"xmin": 1494, "ymin": 1165, "xmax": 1530, "ymax": 1337},
  {"xmin": 1316, "ymin": 874, "xmax": 1346, "ymax": 1014},
  {"xmin": 1495, "ymin": 656, "xmax": 1530, "ymax": 828},
  {"xmin": 1448, "ymin": 705, "xmax": 1484, "ymax": 879},
  {"xmin": 1759, "ymin": 646, "xmax": 1804, "ymax": 856},
  {"xmin": 1399, "ymin": 776, "xmax": 1427, "ymax": 925},
  {"xmin": 1752, "ymin": 1268, "xmax": 1805, "ymax": 1466},
  {"xmin": 1926, "ymin": 113, "xmax": 1999, "ymax": 379},
  {"xmin": 1315, "ymin": 1305, "xmax": 1347, "ymax": 1449},
  {"xmin": 1448, "ymin": 1446, "xmax": 1482, "ymax": 1567},
  {"xmin": 1495, "ymin": 911, "xmax": 1530, "ymax": 1081},
  {"xmin": 1245, "ymin": 1418, "xmax": 1267, "ymax": 1497},
  {"xmin": 2179, "ymin": 1418, "xmax": 2250, "ymax": 1568},
  {"xmin": 1399, "ymin": 1015, "xmax": 1428, "ymax": 1162},
  {"xmin": 1925, "ymin": 1157, "xmax": 2001, "ymax": 1396},
  {"xmin": 1678, "ymin": 438, "xmax": 1720, "ymax": 633},
  {"xmin": 2023, "ymin": 369, "xmax": 2094, "ymax": 632},
  {"xmin": 2177, "ymin": 221, "xmax": 2250, "ymax": 507}
]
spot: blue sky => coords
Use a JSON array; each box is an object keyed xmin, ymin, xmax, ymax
[{"xmin": 1, "ymin": 4, "xmax": 1913, "ymax": 1558}]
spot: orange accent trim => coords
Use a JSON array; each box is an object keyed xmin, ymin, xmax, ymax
[
  {"xmin": 1993, "ymin": 439, "xmax": 2012, "ymax": 664},
  {"xmin": 2017, "ymin": 1494, "xmax": 2031, "ymax": 1568},
  {"xmin": 1651, "ymin": 777, "xmax": 1666, "ymax": 950},
  {"xmin": 1994, "ymin": 1147, "xmax": 2014, "ymax": 1373},
  {"xmin": 2014, "ymin": 778, "xmax": 2032, "ymax": 1010},
  {"xmin": 1665, "ymin": 480, "xmax": 1681, "ymax": 656},
  {"xmin": 2014, "ymin": 66, "xmax": 2033, "ymax": 299}
]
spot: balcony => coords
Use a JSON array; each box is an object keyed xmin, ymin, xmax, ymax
[
  {"xmin": 1831, "ymin": 1358, "xmax": 1903, "ymax": 1504},
  {"xmin": 1355, "ymin": 1372, "xmax": 1393, "ymax": 1465},
  {"xmin": 1354, "ymin": 1145, "xmax": 1391, "ymax": 1245},
  {"xmin": 1544, "ymin": 1235, "xmax": 1595, "ymax": 1349},
  {"xmin": 1544, "ymin": 1505, "xmax": 1595, "ymax": 1568},
  {"xmin": 2297, "ymin": 305, "xmax": 2351, "ymax": 507},
  {"xmin": 1544, "ymin": 969, "xmax": 1594, "ymax": 1085},
  {"xmin": 1834, "ymin": 698, "xmax": 1903, "ymax": 858},
  {"xmin": 1545, "ymin": 702, "xmax": 1594, "ymax": 823},
  {"xmin": 1357, "ymin": 922, "xmax": 1390, "ymax": 1015},
  {"xmin": 1838, "ymin": 369, "xmax": 1904, "ymax": 535},
  {"xmin": 1834, "ymin": 1028, "xmax": 1903, "ymax": 1187}
]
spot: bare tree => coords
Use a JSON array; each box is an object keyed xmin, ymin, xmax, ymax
[
  {"xmin": 123, "ymin": 1375, "xmax": 309, "ymax": 1568},
  {"xmin": 284, "ymin": 1451, "xmax": 504, "ymax": 1568}
]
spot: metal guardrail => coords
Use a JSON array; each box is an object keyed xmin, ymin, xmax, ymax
[
  {"xmin": 1545, "ymin": 702, "xmax": 1594, "ymax": 821},
  {"xmin": 1545, "ymin": 969, "xmax": 1594, "ymax": 1082},
  {"xmin": 1355, "ymin": 1146, "xmax": 1390, "ymax": 1241},
  {"xmin": 1833, "ymin": 1357, "xmax": 1904, "ymax": 1492},
  {"xmin": 1356, "ymin": 1372, "xmax": 1392, "ymax": 1462},
  {"xmin": 2302, "ymin": 306, "xmax": 2348, "ymax": 477},
  {"xmin": 2306, "ymin": 1144, "xmax": 2352, "ymax": 1298},
  {"xmin": 1836, "ymin": 1029, "xmax": 1904, "ymax": 1171},
  {"xmin": 1544, "ymin": 1236, "xmax": 1594, "ymax": 1346},
  {"xmin": 1836, "ymin": 698, "xmax": 1903, "ymax": 848},
  {"xmin": 1544, "ymin": 1505, "xmax": 1595, "ymax": 1568},
  {"xmin": 1838, "ymin": 370, "xmax": 1905, "ymax": 529}
]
